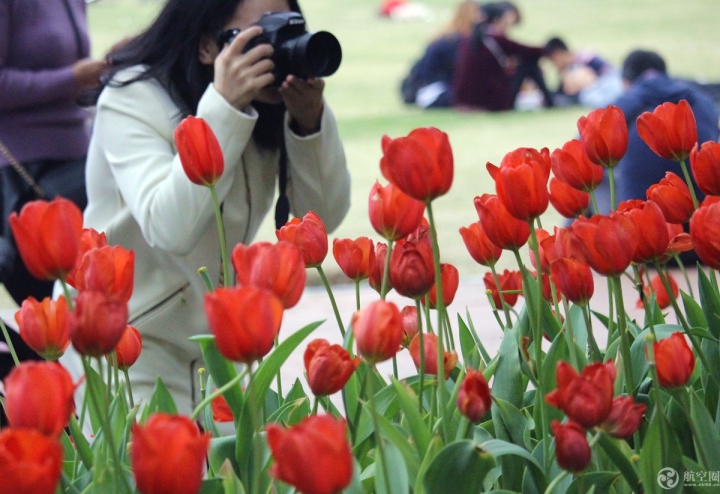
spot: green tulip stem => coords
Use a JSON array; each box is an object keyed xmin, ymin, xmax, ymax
[
  {"xmin": 209, "ymin": 185, "xmax": 231, "ymax": 287},
  {"xmin": 633, "ymin": 265, "xmax": 658, "ymax": 341},
  {"xmin": 60, "ymin": 278, "xmax": 74, "ymax": 310},
  {"xmin": 416, "ymin": 299, "xmax": 426, "ymax": 415},
  {"xmin": 679, "ymin": 159, "xmax": 700, "ymax": 210},
  {"xmin": 312, "ymin": 396, "xmax": 320, "ymax": 416},
  {"xmin": 490, "ymin": 264, "xmax": 512, "ymax": 328},
  {"xmin": 317, "ymin": 265, "xmax": 345, "ymax": 337},
  {"xmin": 608, "ymin": 166, "xmax": 617, "ymax": 212},
  {"xmin": 672, "ymin": 254, "xmax": 695, "ymax": 299},
  {"xmin": 198, "ymin": 267, "xmax": 214, "ymax": 292},
  {"xmin": 368, "ymin": 365, "xmax": 391, "ymax": 492},
  {"xmin": 122, "ymin": 369, "xmax": 135, "ymax": 409},
  {"xmin": 653, "ymin": 263, "xmax": 720, "ymax": 387},
  {"xmin": 676, "ymin": 386, "xmax": 712, "ymax": 468},
  {"xmin": 455, "ymin": 416, "xmax": 471, "ymax": 441},
  {"xmin": 275, "ymin": 335, "xmax": 283, "ymax": 406},
  {"xmin": 0, "ymin": 318, "xmax": 19, "ymax": 366},
  {"xmin": 81, "ymin": 358, "xmax": 129, "ymax": 494},
  {"xmin": 611, "ymin": 276, "xmax": 636, "ymax": 396},
  {"xmin": 589, "ymin": 189, "xmax": 600, "ymax": 216},
  {"xmin": 380, "ymin": 239, "xmax": 395, "ymax": 300},
  {"xmin": 605, "ymin": 277, "xmax": 616, "ymax": 342},
  {"xmin": 392, "ymin": 355, "xmax": 399, "ymax": 381},
  {"xmin": 355, "ymin": 280, "xmax": 361, "ymax": 311},
  {"xmin": 190, "ymin": 368, "xmax": 247, "ymax": 421},
  {"xmin": 426, "ymin": 202, "xmax": 451, "ymax": 441},
  {"xmin": 560, "ymin": 296, "xmax": 579, "ymax": 369},
  {"xmin": 643, "ymin": 334, "xmax": 664, "ymax": 412}
]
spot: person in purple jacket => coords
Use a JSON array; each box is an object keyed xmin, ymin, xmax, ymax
[
  {"xmin": 451, "ymin": 1, "xmax": 553, "ymax": 111},
  {"xmin": 0, "ymin": 0, "xmax": 109, "ymax": 306}
]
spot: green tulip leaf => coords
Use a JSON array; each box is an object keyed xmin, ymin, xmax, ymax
[
  {"xmin": 391, "ymin": 378, "xmax": 431, "ymax": 457},
  {"xmin": 698, "ymin": 268, "xmax": 720, "ymax": 339},
  {"xmin": 682, "ymin": 290, "xmax": 709, "ymax": 331},
  {"xmin": 193, "ymin": 335, "xmax": 244, "ymax": 416},
  {"xmin": 140, "ymin": 376, "xmax": 178, "ymax": 422},
  {"xmin": 566, "ymin": 472, "xmax": 620, "ymax": 494},
  {"xmin": 639, "ymin": 407, "xmax": 684, "ymax": 494},
  {"xmin": 423, "ymin": 440, "xmax": 496, "ymax": 494},
  {"xmin": 597, "ymin": 433, "xmax": 641, "ymax": 492},
  {"xmin": 459, "ymin": 316, "xmax": 482, "ymax": 370},
  {"xmin": 414, "ymin": 435, "xmax": 444, "ymax": 494},
  {"xmin": 688, "ymin": 388, "xmax": 720, "ymax": 470}
]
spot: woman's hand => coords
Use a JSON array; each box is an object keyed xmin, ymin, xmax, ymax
[
  {"xmin": 280, "ymin": 76, "xmax": 324, "ymax": 136},
  {"xmin": 72, "ymin": 58, "xmax": 110, "ymax": 92},
  {"xmin": 214, "ymin": 26, "xmax": 275, "ymax": 111}
]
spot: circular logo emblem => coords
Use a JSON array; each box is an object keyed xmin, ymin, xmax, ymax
[{"xmin": 657, "ymin": 467, "xmax": 680, "ymax": 490}]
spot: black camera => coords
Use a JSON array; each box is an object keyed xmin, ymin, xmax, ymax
[{"xmin": 217, "ymin": 12, "xmax": 342, "ymax": 83}]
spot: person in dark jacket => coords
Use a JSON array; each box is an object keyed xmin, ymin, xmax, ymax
[
  {"xmin": 599, "ymin": 50, "xmax": 720, "ymax": 212},
  {"xmin": 451, "ymin": 1, "xmax": 553, "ymax": 111}
]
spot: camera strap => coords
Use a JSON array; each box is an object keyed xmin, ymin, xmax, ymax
[{"xmin": 274, "ymin": 144, "xmax": 290, "ymax": 229}]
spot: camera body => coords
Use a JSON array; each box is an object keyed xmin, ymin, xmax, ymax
[{"xmin": 218, "ymin": 12, "xmax": 342, "ymax": 83}]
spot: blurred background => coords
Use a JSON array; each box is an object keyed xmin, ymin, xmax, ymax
[{"xmin": 2, "ymin": 0, "xmax": 719, "ymax": 307}]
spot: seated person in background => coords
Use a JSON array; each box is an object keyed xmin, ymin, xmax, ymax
[
  {"xmin": 400, "ymin": 1, "xmax": 482, "ymax": 108},
  {"xmin": 594, "ymin": 49, "xmax": 720, "ymax": 216},
  {"xmin": 451, "ymin": 1, "xmax": 553, "ymax": 111},
  {"xmin": 544, "ymin": 37, "xmax": 623, "ymax": 108}
]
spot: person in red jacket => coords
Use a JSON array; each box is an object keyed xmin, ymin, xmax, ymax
[{"xmin": 451, "ymin": 1, "xmax": 553, "ymax": 111}]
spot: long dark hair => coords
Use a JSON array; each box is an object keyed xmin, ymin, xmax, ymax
[{"xmin": 104, "ymin": 0, "xmax": 302, "ymax": 150}]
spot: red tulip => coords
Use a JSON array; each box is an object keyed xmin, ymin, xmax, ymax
[
  {"xmin": 174, "ymin": 115, "xmax": 224, "ymax": 186},
  {"xmin": 205, "ymin": 286, "xmax": 284, "ymax": 364},
  {"xmin": 400, "ymin": 305, "xmax": 419, "ymax": 347},
  {"xmin": 0, "ymin": 428, "xmax": 63, "ymax": 494},
  {"xmin": 577, "ymin": 105, "xmax": 628, "ymax": 167},
  {"xmin": 483, "ymin": 270, "xmax": 522, "ymax": 309},
  {"xmin": 72, "ymin": 245, "xmax": 135, "ymax": 303},
  {"xmin": 617, "ymin": 200, "xmax": 670, "ymax": 263},
  {"xmin": 689, "ymin": 197, "xmax": 720, "ymax": 269},
  {"xmin": 601, "ymin": 396, "xmax": 646, "ymax": 439},
  {"xmin": 487, "ymin": 147, "xmax": 551, "ymax": 221},
  {"xmin": 65, "ymin": 228, "xmax": 108, "ymax": 288},
  {"xmin": 646, "ymin": 172, "xmax": 696, "ymax": 224},
  {"xmin": 368, "ymin": 242, "xmax": 389, "ymax": 293},
  {"xmin": 690, "ymin": 141, "xmax": 720, "ymax": 196},
  {"xmin": 380, "ymin": 127, "xmax": 453, "ymax": 202},
  {"xmin": 474, "ymin": 194, "xmax": 530, "ymax": 250},
  {"xmin": 112, "ymin": 325, "xmax": 143, "ymax": 370},
  {"xmin": 266, "ymin": 415, "xmax": 353, "ymax": 494},
  {"xmin": 653, "ymin": 332, "xmax": 695, "ymax": 388},
  {"xmin": 14, "ymin": 296, "xmax": 70, "ymax": 360},
  {"xmin": 663, "ymin": 223, "xmax": 693, "ymax": 261},
  {"xmin": 637, "ymin": 100, "xmax": 698, "ymax": 162},
  {"xmin": 132, "ymin": 413, "xmax": 210, "ymax": 494},
  {"xmin": 232, "ymin": 241, "xmax": 306, "ymax": 309},
  {"xmin": 276, "ymin": 211, "xmax": 328, "ymax": 268},
  {"xmin": 551, "ymin": 421, "xmax": 591, "ymax": 472},
  {"xmin": 457, "ymin": 369, "xmax": 492, "ymax": 423},
  {"xmin": 8, "ymin": 197, "xmax": 83, "ymax": 281},
  {"xmin": 550, "ymin": 258, "xmax": 594, "ymax": 306},
  {"xmin": 546, "ymin": 360, "xmax": 616, "ymax": 428},
  {"xmin": 70, "ymin": 290, "xmax": 129, "ymax": 357},
  {"xmin": 427, "ymin": 263, "xmax": 460, "ymax": 309},
  {"xmin": 211, "ymin": 394, "xmax": 234, "ymax": 423},
  {"xmin": 304, "ymin": 339, "xmax": 361, "ymax": 396},
  {"xmin": 3, "ymin": 361, "xmax": 76, "ymax": 437},
  {"xmin": 409, "ymin": 332, "xmax": 458, "ymax": 380},
  {"xmin": 368, "ymin": 181, "xmax": 425, "ymax": 241},
  {"xmin": 352, "ymin": 299, "xmax": 403, "ymax": 364},
  {"xmin": 389, "ymin": 235, "xmax": 435, "ymax": 299},
  {"xmin": 569, "ymin": 213, "xmax": 637, "ymax": 276},
  {"xmin": 550, "ymin": 139, "xmax": 605, "ymax": 191},
  {"xmin": 459, "ymin": 221, "xmax": 502, "ymax": 267},
  {"xmin": 549, "ymin": 177, "xmax": 590, "ymax": 218},
  {"xmin": 333, "ymin": 237, "xmax": 375, "ymax": 281}
]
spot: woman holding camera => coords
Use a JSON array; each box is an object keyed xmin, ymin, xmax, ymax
[{"xmin": 63, "ymin": 0, "xmax": 351, "ymax": 414}]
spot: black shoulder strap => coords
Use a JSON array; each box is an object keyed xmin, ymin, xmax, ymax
[{"xmin": 274, "ymin": 144, "xmax": 290, "ymax": 229}]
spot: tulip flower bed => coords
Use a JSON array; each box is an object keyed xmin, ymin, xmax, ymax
[{"xmin": 2, "ymin": 100, "xmax": 720, "ymax": 494}]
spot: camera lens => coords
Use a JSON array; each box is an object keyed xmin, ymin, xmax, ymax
[{"xmin": 284, "ymin": 31, "xmax": 342, "ymax": 78}]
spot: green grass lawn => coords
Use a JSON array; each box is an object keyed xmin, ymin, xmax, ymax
[{"xmin": 86, "ymin": 0, "xmax": 720, "ymax": 280}]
